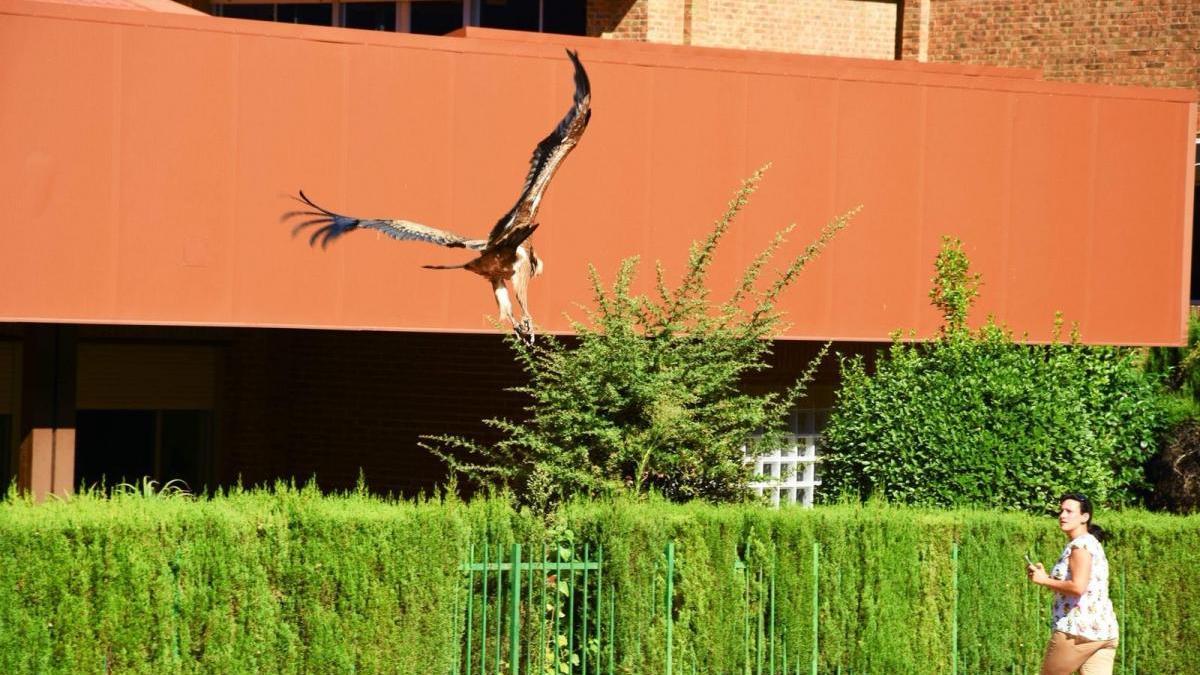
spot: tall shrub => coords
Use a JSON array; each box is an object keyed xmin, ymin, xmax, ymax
[
  {"xmin": 427, "ymin": 168, "xmax": 858, "ymax": 506},
  {"xmin": 4, "ymin": 490, "xmax": 1199, "ymax": 673},
  {"xmin": 1144, "ymin": 309, "xmax": 1200, "ymax": 513},
  {"xmin": 820, "ymin": 237, "xmax": 1164, "ymax": 511}
]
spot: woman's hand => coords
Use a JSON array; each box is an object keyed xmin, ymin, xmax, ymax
[{"xmin": 1027, "ymin": 562, "xmax": 1049, "ymax": 585}]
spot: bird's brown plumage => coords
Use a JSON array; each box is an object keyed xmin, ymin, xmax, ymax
[{"xmin": 286, "ymin": 49, "xmax": 590, "ymax": 340}]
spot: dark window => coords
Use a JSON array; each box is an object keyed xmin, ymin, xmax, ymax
[
  {"xmin": 541, "ymin": 0, "xmax": 586, "ymax": 35},
  {"xmin": 479, "ymin": 0, "xmax": 538, "ymax": 31},
  {"xmin": 0, "ymin": 415, "xmax": 10, "ymax": 495},
  {"xmin": 76, "ymin": 410, "xmax": 155, "ymax": 490},
  {"xmin": 478, "ymin": 0, "xmax": 585, "ymax": 34},
  {"xmin": 345, "ymin": 2, "xmax": 396, "ymax": 30},
  {"xmin": 411, "ymin": 0, "xmax": 463, "ymax": 35},
  {"xmin": 214, "ymin": 0, "xmax": 585, "ymax": 35},
  {"xmin": 76, "ymin": 410, "xmax": 212, "ymax": 493},
  {"xmin": 277, "ymin": 3, "xmax": 333, "ymax": 25},
  {"xmin": 160, "ymin": 411, "xmax": 212, "ymax": 491},
  {"xmin": 217, "ymin": 3, "xmax": 275, "ymax": 21},
  {"xmin": 217, "ymin": 2, "xmax": 337, "ymax": 24},
  {"xmin": 1192, "ymin": 180, "xmax": 1199, "ymax": 303}
]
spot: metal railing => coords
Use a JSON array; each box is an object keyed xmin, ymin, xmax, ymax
[
  {"xmin": 457, "ymin": 539, "xmax": 1143, "ymax": 674},
  {"xmin": 456, "ymin": 542, "xmax": 613, "ymax": 675}
]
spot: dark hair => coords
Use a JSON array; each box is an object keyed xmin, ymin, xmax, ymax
[{"xmin": 1059, "ymin": 492, "xmax": 1106, "ymax": 542}]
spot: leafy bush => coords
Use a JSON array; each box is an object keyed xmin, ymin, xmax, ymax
[
  {"xmin": 820, "ymin": 237, "xmax": 1165, "ymax": 511},
  {"xmin": 1145, "ymin": 418, "xmax": 1200, "ymax": 514},
  {"xmin": 428, "ymin": 168, "xmax": 857, "ymax": 507},
  {"xmin": 3, "ymin": 489, "xmax": 1198, "ymax": 674},
  {"xmin": 1143, "ymin": 309, "xmax": 1200, "ymax": 513},
  {"xmin": 0, "ymin": 483, "xmax": 472, "ymax": 674},
  {"xmin": 1145, "ymin": 308, "xmax": 1200, "ymax": 406}
]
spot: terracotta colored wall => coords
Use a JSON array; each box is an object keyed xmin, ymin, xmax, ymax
[{"xmin": 0, "ymin": 0, "xmax": 1194, "ymax": 345}]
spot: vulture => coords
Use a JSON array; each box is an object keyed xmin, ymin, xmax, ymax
[{"xmin": 287, "ymin": 49, "xmax": 592, "ymax": 340}]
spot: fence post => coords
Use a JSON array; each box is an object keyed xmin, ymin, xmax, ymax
[
  {"xmin": 583, "ymin": 543, "xmax": 591, "ymax": 675},
  {"xmin": 595, "ymin": 546, "xmax": 604, "ymax": 675},
  {"xmin": 1120, "ymin": 566, "xmax": 1126, "ymax": 675},
  {"xmin": 541, "ymin": 545, "xmax": 548, "ymax": 675},
  {"xmin": 951, "ymin": 542, "xmax": 959, "ymax": 675},
  {"xmin": 666, "ymin": 541, "xmax": 675, "ymax": 675},
  {"xmin": 511, "ymin": 543, "xmax": 521, "ymax": 674},
  {"xmin": 811, "ymin": 542, "xmax": 819, "ymax": 675},
  {"xmin": 770, "ymin": 550, "xmax": 776, "ymax": 674},
  {"xmin": 453, "ymin": 564, "xmax": 461, "ymax": 675},
  {"xmin": 526, "ymin": 554, "xmax": 534, "ymax": 675},
  {"xmin": 608, "ymin": 586, "xmax": 616, "ymax": 675},
  {"xmin": 467, "ymin": 543, "xmax": 476, "ymax": 675},
  {"xmin": 743, "ymin": 559, "xmax": 751, "ymax": 675},
  {"xmin": 496, "ymin": 545, "xmax": 503, "ymax": 674},
  {"xmin": 483, "ymin": 543, "xmax": 491, "ymax": 674}
]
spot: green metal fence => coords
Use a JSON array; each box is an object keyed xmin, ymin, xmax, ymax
[
  {"xmin": 456, "ymin": 542, "xmax": 614, "ymax": 675},
  {"xmin": 726, "ymin": 543, "xmax": 819, "ymax": 675},
  {"xmin": 459, "ymin": 539, "xmax": 1139, "ymax": 675}
]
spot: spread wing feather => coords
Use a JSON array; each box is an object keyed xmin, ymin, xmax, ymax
[
  {"xmin": 487, "ymin": 48, "xmax": 592, "ymax": 248},
  {"xmin": 285, "ymin": 191, "xmax": 484, "ymax": 250}
]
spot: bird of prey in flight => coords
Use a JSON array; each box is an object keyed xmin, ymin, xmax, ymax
[{"xmin": 287, "ymin": 49, "xmax": 591, "ymax": 341}]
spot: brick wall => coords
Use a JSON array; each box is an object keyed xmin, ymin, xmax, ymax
[
  {"xmin": 219, "ymin": 330, "xmax": 872, "ymax": 495},
  {"xmin": 900, "ymin": 0, "xmax": 1200, "ymax": 95},
  {"xmin": 689, "ymin": 0, "xmax": 896, "ymax": 58},
  {"xmin": 591, "ymin": 0, "xmax": 1198, "ymax": 101},
  {"xmin": 31, "ymin": 324, "xmax": 863, "ymax": 496},
  {"xmin": 589, "ymin": 0, "xmax": 647, "ymax": 40},
  {"xmin": 221, "ymin": 329, "xmax": 529, "ymax": 495},
  {"xmin": 588, "ymin": 0, "xmax": 898, "ymax": 60}
]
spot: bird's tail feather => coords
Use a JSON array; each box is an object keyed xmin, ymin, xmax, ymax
[
  {"xmin": 284, "ymin": 191, "xmax": 363, "ymax": 249},
  {"xmin": 422, "ymin": 263, "xmax": 469, "ymax": 270}
]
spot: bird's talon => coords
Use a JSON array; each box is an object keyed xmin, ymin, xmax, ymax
[{"xmin": 513, "ymin": 319, "xmax": 535, "ymax": 344}]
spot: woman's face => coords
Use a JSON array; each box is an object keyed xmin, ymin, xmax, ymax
[{"xmin": 1058, "ymin": 499, "xmax": 1089, "ymax": 533}]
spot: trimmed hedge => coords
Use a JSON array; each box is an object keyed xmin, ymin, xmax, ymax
[{"xmin": 1, "ymin": 488, "xmax": 1197, "ymax": 673}]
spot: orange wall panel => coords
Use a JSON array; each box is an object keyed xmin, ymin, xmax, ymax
[{"xmin": 0, "ymin": 0, "xmax": 1194, "ymax": 344}]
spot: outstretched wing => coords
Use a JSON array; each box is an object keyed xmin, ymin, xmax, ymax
[
  {"xmin": 487, "ymin": 48, "xmax": 592, "ymax": 249},
  {"xmin": 285, "ymin": 191, "xmax": 485, "ymax": 250}
]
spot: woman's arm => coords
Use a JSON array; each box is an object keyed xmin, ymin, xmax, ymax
[{"xmin": 1027, "ymin": 547, "xmax": 1091, "ymax": 597}]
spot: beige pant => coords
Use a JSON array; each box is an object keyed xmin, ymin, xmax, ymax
[{"xmin": 1040, "ymin": 631, "xmax": 1118, "ymax": 675}]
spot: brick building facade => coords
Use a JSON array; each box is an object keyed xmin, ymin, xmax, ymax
[
  {"xmin": 900, "ymin": 1, "xmax": 1199, "ymax": 94},
  {"xmin": 589, "ymin": 0, "xmax": 1198, "ymax": 102},
  {"xmin": 2, "ymin": 322, "xmax": 846, "ymax": 496},
  {"xmin": 588, "ymin": 0, "xmax": 899, "ymax": 58},
  {"xmin": 197, "ymin": 0, "xmax": 1199, "ymax": 99}
]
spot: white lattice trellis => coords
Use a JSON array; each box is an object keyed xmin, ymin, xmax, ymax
[
  {"xmin": 745, "ymin": 408, "xmax": 826, "ymax": 507},
  {"xmin": 747, "ymin": 433, "xmax": 820, "ymax": 507}
]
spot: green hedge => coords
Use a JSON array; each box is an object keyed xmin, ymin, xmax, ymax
[{"xmin": 1, "ymin": 488, "xmax": 1196, "ymax": 673}]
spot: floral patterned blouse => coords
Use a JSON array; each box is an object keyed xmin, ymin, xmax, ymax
[{"xmin": 1049, "ymin": 532, "xmax": 1119, "ymax": 641}]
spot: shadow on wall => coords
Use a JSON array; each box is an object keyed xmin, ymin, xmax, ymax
[{"xmin": 587, "ymin": 0, "xmax": 640, "ymax": 38}]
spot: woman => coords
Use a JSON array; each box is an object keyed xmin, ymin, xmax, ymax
[{"xmin": 1027, "ymin": 493, "xmax": 1119, "ymax": 675}]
